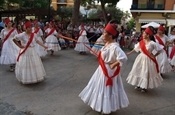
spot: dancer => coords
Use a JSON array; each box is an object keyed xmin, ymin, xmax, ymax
[
  {"xmin": 168, "ymin": 28, "xmax": 175, "ymax": 59},
  {"xmin": 32, "ymin": 20, "xmax": 47, "ymax": 57},
  {"xmin": 169, "ymin": 39, "xmax": 175, "ymax": 71},
  {"xmin": 79, "ymin": 22, "xmax": 129, "ymax": 114},
  {"xmin": 0, "ymin": 18, "xmax": 19, "ymax": 71},
  {"xmin": 45, "ymin": 21, "xmax": 61, "ymax": 55},
  {"xmin": 13, "ymin": 21, "xmax": 48, "ymax": 84},
  {"xmin": 126, "ymin": 26, "xmax": 163, "ymax": 92},
  {"xmin": 74, "ymin": 25, "xmax": 90, "ymax": 55},
  {"xmin": 154, "ymin": 26, "xmax": 172, "ymax": 74}
]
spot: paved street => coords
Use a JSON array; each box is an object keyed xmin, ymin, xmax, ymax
[{"xmin": 0, "ymin": 48, "xmax": 175, "ymax": 115}]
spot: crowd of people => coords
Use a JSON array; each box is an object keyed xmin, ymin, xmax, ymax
[{"xmin": 0, "ymin": 17, "xmax": 175, "ymax": 114}]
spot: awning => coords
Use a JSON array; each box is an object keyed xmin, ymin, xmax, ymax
[
  {"xmin": 139, "ymin": 19, "xmax": 166, "ymax": 24},
  {"xmin": 167, "ymin": 19, "xmax": 175, "ymax": 26},
  {"xmin": 141, "ymin": 22, "xmax": 160, "ymax": 28}
]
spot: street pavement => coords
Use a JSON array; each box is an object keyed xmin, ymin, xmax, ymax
[{"xmin": 0, "ymin": 48, "xmax": 175, "ymax": 115}]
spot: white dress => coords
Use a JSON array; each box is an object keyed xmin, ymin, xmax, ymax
[
  {"xmin": 0, "ymin": 28, "xmax": 19, "ymax": 64},
  {"xmin": 155, "ymin": 35, "xmax": 172, "ymax": 73},
  {"xmin": 168, "ymin": 34, "xmax": 175, "ymax": 58},
  {"xmin": 74, "ymin": 30, "xmax": 90, "ymax": 52},
  {"xmin": 14, "ymin": 32, "xmax": 46, "ymax": 84},
  {"xmin": 126, "ymin": 41, "xmax": 163, "ymax": 89},
  {"xmin": 170, "ymin": 44, "xmax": 175, "ymax": 66},
  {"xmin": 45, "ymin": 28, "xmax": 61, "ymax": 51},
  {"xmin": 79, "ymin": 42, "xmax": 129, "ymax": 114},
  {"xmin": 171, "ymin": 55, "xmax": 175, "ymax": 66},
  {"xmin": 32, "ymin": 28, "xmax": 47, "ymax": 57}
]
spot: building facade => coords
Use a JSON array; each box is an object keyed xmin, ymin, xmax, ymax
[
  {"xmin": 51, "ymin": 0, "xmax": 74, "ymax": 10},
  {"xmin": 131, "ymin": 0, "xmax": 175, "ymax": 32}
]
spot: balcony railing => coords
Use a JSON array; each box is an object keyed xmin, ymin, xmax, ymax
[{"xmin": 131, "ymin": 3, "xmax": 164, "ymax": 10}]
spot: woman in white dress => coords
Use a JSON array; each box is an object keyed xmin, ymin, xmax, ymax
[
  {"xmin": 170, "ymin": 40, "xmax": 175, "ymax": 70},
  {"xmin": 154, "ymin": 26, "xmax": 172, "ymax": 74},
  {"xmin": 168, "ymin": 28, "xmax": 175, "ymax": 61},
  {"xmin": 126, "ymin": 26, "xmax": 163, "ymax": 92},
  {"xmin": 13, "ymin": 21, "xmax": 48, "ymax": 84},
  {"xmin": 79, "ymin": 23, "xmax": 129, "ymax": 114},
  {"xmin": 32, "ymin": 21, "xmax": 47, "ymax": 57},
  {"xmin": 0, "ymin": 18, "xmax": 19, "ymax": 71},
  {"xmin": 74, "ymin": 25, "xmax": 90, "ymax": 54},
  {"xmin": 45, "ymin": 22, "xmax": 61, "ymax": 55}
]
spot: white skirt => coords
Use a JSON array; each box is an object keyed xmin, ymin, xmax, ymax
[
  {"xmin": 156, "ymin": 50, "xmax": 172, "ymax": 73},
  {"xmin": 34, "ymin": 37, "xmax": 47, "ymax": 57},
  {"xmin": 126, "ymin": 53, "xmax": 163, "ymax": 89},
  {"xmin": 0, "ymin": 39, "xmax": 19, "ymax": 65},
  {"xmin": 79, "ymin": 65, "xmax": 129, "ymax": 114},
  {"xmin": 74, "ymin": 36, "xmax": 90, "ymax": 52},
  {"xmin": 45, "ymin": 35, "xmax": 61, "ymax": 51},
  {"xmin": 170, "ymin": 56, "xmax": 175, "ymax": 66},
  {"xmin": 15, "ymin": 47, "xmax": 46, "ymax": 84}
]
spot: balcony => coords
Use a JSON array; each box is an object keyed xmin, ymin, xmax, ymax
[{"xmin": 131, "ymin": 3, "xmax": 164, "ymax": 10}]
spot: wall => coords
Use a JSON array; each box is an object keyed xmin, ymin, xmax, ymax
[{"xmin": 165, "ymin": 0, "xmax": 175, "ymax": 10}]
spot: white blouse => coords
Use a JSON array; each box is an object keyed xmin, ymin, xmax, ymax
[
  {"xmin": 15, "ymin": 32, "xmax": 38, "ymax": 47},
  {"xmin": 101, "ymin": 42, "xmax": 127, "ymax": 66},
  {"xmin": 0, "ymin": 28, "xmax": 18, "ymax": 40},
  {"xmin": 45, "ymin": 28, "xmax": 58, "ymax": 36},
  {"xmin": 134, "ymin": 41, "xmax": 163, "ymax": 54}
]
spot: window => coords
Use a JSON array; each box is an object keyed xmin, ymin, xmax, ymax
[
  {"xmin": 138, "ymin": 0, "xmax": 147, "ymax": 8},
  {"xmin": 154, "ymin": 0, "xmax": 164, "ymax": 9}
]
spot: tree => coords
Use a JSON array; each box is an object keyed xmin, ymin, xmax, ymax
[
  {"xmin": 57, "ymin": 7, "xmax": 73, "ymax": 21},
  {"xmin": 22, "ymin": 0, "xmax": 48, "ymax": 8},
  {"xmin": 97, "ymin": 0, "xmax": 120, "ymax": 24},
  {"xmin": 127, "ymin": 17, "xmax": 135, "ymax": 30},
  {"xmin": 88, "ymin": 7, "xmax": 124, "ymax": 24},
  {"xmin": 0, "ymin": 0, "xmax": 49, "ymax": 10},
  {"xmin": 80, "ymin": 0, "xmax": 120, "ymax": 24},
  {"xmin": 72, "ymin": 0, "xmax": 81, "ymax": 26},
  {"xmin": 0, "ymin": 0, "xmax": 5, "ymax": 8}
]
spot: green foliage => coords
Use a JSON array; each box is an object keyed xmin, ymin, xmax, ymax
[
  {"xmin": 57, "ymin": 7, "xmax": 73, "ymax": 19},
  {"xmin": 88, "ymin": 7, "xmax": 124, "ymax": 23},
  {"xmin": 0, "ymin": 0, "xmax": 5, "ymax": 7},
  {"xmin": 127, "ymin": 17, "xmax": 135, "ymax": 30},
  {"xmin": 0, "ymin": 0, "xmax": 49, "ymax": 9},
  {"xmin": 22, "ymin": 0, "xmax": 49, "ymax": 8},
  {"xmin": 8, "ymin": 0, "xmax": 21, "ymax": 4}
]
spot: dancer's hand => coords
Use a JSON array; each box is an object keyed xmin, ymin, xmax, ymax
[
  {"xmin": 126, "ymin": 52, "xmax": 131, "ymax": 55},
  {"xmin": 44, "ymin": 46, "xmax": 48, "ymax": 50},
  {"xmin": 109, "ymin": 63, "xmax": 116, "ymax": 69},
  {"xmin": 126, "ymin": 49, "xmax": 135, "ymax": 55},
  {"xmin": 109, "ymin": 61, "xmax": 119, "ymax": 69}
]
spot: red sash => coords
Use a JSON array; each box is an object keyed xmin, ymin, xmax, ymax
[
  {"xmin": 79, "ymin": 29, "xmax": 85, "ymax": 38},
  {"xmin": 34, "ymin": 28, "xmax": 40, "ymax": 34},
  {"xmin": 170, "ymin": 46, "xmax": 175, "ymax": 59},
  {"xmin": 139, "ymin": 40, "xmax": 159, "ymax": 73},
  {"xmin": 98, "ymin": 52, "xmax": 120, "ymax": 86},
  {"xmin": 17, "ymin": 33, "xmax": 34, "ymax": 62},
  {"xmin": 155, "ymin": 35, "xmax": 167, "ymax": 55},
  {"xmin": 46, "ymin": 28, "xmax": 55, "ymax": 37},
  {"xmin": 2, "ymin": 28, "xmax": 15, "ymax": 46}
]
